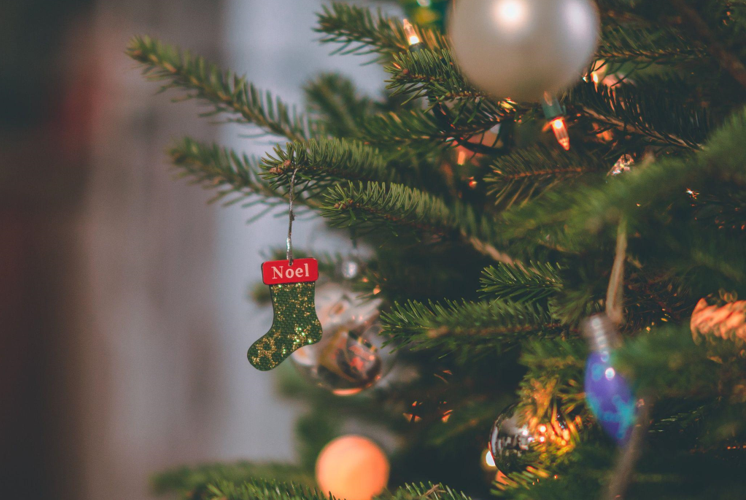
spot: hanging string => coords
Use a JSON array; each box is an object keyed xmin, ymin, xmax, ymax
[
  {"xmin": 286, "ymin": 169, "xmax": 298, "ymax": 266},
  {"xmin": 605, "ymin": 217, "xmax": 627, "ymax": 325},
  {"xmin": 603, "ymin": 216, "xmax": 653, "ymax": 500}
]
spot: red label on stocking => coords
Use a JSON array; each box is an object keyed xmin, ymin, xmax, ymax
[{"xmin": 262, "ymin": 258, "xmax": 319, "ymax": 285}]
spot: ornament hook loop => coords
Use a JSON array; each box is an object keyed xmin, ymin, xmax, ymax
[{"xmin": 286, "ymin": 168, "xmax": 298, "ymax": 266}]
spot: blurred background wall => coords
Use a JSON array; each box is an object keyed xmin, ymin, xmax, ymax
[{"xmin": 0, "ymin": 1, "xmax": 386, "ymax": 499}]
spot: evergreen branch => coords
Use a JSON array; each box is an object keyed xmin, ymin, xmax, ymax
[
  {"xmin": 319, "ymin": 181, "xmax": 512, "ymax": 262},
  {"xmin": 597, "ymin": 24, "xmax": 704, "ymax": 64},
  {"xmin": 505, "ymin": 106, "xmax": 746, "ymax": 251},
  {"xmin": 126, "ymin": 36, "xmax": 313, "ymax": 141},
  {"xmin": 570, "ymin": 78, "xmax": 709, "ymax": 149},
  {"xmin": 387, "ymin": 483, "xmax": 473, "ymax": 500},
  {"xmin": 363, "ymin": 106, "xmax": 502, "ymax": 151},
  {"xmin": 386, "ymin": 48, "xmax": 490, "ymax": 102},
  {"xmin": 518, "ymin": 338, "xmax": 588, "ymax": 417},
  {"xmin": 484, "ymin": 144, "xmax": 602, "ymax": 210},
  {"xmin": 152, "ymin": 463, "xmax": 312, "ymax": 500},
  {"xmin": 203, "ymin": 479, "xmax": 328, "ymax": 500},
  {"xmin": 262, "ymin": 138, "xmax": 400, "ymax": 196},
  {"xmin": 614, "ymin": 326, "xmax": 745, "ymax": 398},
  {"xmin": 363, "ymin": 108, "xmax": 450, "ymax": 147},
  {"xmin": 480, "ymin": 262, "xmax": 564, "ymax": 303},
  {"xmin": 315, "ymin": 2, "xmax": 448, "ymax": 59},
  {"xmin": 304, "ymin": 73, "xmax": 374, "ymax": 138},
  {"xmin": 320, "ymin": 182, "xmax": 457, "ymax": 235},
  {"xmin": 669, "ymin": 0, "xmax": 746, "ymax": 89},
  {"xmin": 381, "ymin": 299, "xmax": 565, "ymax": 360},
  {"xmin": 169, "ymin": 137, "xmax": 289, "ymax": 206}
]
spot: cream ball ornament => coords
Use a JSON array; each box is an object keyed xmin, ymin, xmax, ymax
[{"xmin": 449, "ymin": 0, "xmax": 601, "ymax": 102}]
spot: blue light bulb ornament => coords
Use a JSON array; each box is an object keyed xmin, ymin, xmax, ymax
[{"xmin": 582, "ymin": 314, "xmax": 637, "ymax": 444}]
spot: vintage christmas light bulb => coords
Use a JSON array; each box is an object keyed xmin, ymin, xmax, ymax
[
  {"xmin": 550, "ymin": 118, "xmax": 570, "ymax": 151},
  {"xmin": 582, "ymin": 314, "xmax": 637, "ymax": 444},
  {"xmin": 542, "ymin": 93, "xmax": 570, "ymax": 150},
  {"xmin": 403, "ymin": 19, "xmax": 422, "ymax": 47}
]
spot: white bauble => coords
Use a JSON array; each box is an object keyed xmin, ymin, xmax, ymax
[{"xmin": 449, "ymin": 0, "xmax": 600, "ymax": 101}]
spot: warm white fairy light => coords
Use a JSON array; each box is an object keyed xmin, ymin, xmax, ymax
[
  {"xmin": 403, "ymin": 19, "xmax": 421, "ymax": 46},
  {"xmin": 551, "ymin": 118, "xmax": 571, "ymax": 151}
]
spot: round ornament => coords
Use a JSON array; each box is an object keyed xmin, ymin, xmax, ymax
[
  {"xmin": 291, "ymin": 281, "xmax": 392, "ymax": 395},
  {"xmin": 316, "ymin": 435, "xmax": 390, "ymax": 500},
  {"xmin": 488, "ymin": 404, "xmax": 535, "ymax": 474},
  {"xmin": 488, "ymin": 402, "xmax": 580, "ymax": 474},
  {"xmin": 449, "ymin": 0, "xmax": 601, "ymax": 101}
]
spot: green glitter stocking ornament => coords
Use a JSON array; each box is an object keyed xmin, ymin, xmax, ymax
[
  {"xmin": 249, "ymin": 258, "xmax": 323, "ymax": 371},
  {"xmin": 248, "ymin": 169, "xmax": 323, "ymax": 371}
]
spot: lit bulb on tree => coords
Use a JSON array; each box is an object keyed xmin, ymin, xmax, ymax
[
  {"xmin": 403, "ymin": 19, "xmax": 423, "ymax": 49},
  {"xmin": 542, "ymin": 93, "xmax": 570, "ymax": 150},
  {"xmin": 316, "ymin": 435, "xmax": 389, "ymax": 500},
  {"xmin": 582, "ymin": 314, "xmax": 637, "ymax": 444}
]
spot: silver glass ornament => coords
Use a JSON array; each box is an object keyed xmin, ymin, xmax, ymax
[
  {"xmin": 450, "ymin": 0, "xmax": 601, "ymax": 101},
  {"xmin": 489, "ymin": 404, "xmax": 537, "ymax": 473},
  {"xmin": 489, "ymin": 402, "xmax": 581, "ymax": 473},
  {"xmin": 291, "ymin": 282, "xmax": 393, "ymax": 395}
]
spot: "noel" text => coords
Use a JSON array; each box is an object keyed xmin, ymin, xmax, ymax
[{"xmin": 262, "ymin": 258, "xmax": 319, "ymax": 285}]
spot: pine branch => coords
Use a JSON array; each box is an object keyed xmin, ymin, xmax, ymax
[
  {"xmin": 385, "ymin": 48, "xmax": 510, "ymax": 111},
  {"xmin": 517, "ymin": 338, "xmax": 588, "ymax": 416},
  {"xmin": 381, "ymin": 299, "xmax": 565, "ymax": 361},
  {"xmin": 152, "ymin": 464, "xmax": 312, "ymax": 500},
  {"xmin": 319, "ymin": 181, "xmax": 512, "ymax": 262},
  {"xmin": 204, "ymin": 479, "xmax": 328, "ymax": 500},
  {"xmin": 304, "ymin": 73, "xmax": 374, "ymax": 138},
  {"xmin": 321, "ymin": 181, "xmax": 456, "ymax": 235},
  {"xmin": 480, "ymin": 262, "xmax": 563, "ymax": 303},
  {"xmin": 570, "ymin": 78, "xmax": 709, "ymax": 149},
  {"xmin": 126, "ymin": 36, "xmax": 313, "ymax": 141},
  {"xmin": 362, "ymin": 107, "xmax": 451, "ymax": 149},
  {"xmin": 502, "ymin": 106, "xmax": 746, "ymax": 258},
  {"xmin": 262, "ymin": 138, "xmax": 400, "ymax": 196},
  {"xmin": 315, "ymin": 2, "xmax": 448, "ymax": 60},
  {"xmin": 387, "ymin": 483, "xmax": 473, "ymax": 500},
  {"xmin": 484, "ymin": 144, "xmax": 603, "ymax": 210},
  {"xmin": 614, "ymin": 326, "xmax": 746, "ymax": 398},
  {"xmin": 363, "ymin": 105, "xmax": 506, "ymax": 153},
  {"xmin": 169, "ymin": 137, "xmax": 290, "ymax": 207},
  {"xmin": 669, "ymin": 0, "xmax": 746, "ymax": 90},
  {"xmin": 597, "ymin": 24, "xmax": 704, "ymax": 65}
]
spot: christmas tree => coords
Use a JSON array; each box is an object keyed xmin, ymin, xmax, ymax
[{"xmin": 126, "ymin": 1, "xmax": 746, "ymax": 499}]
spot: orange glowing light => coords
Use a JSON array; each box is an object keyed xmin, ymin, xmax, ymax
[
  {"xmin": 316, "ymin": 436, "xmax": 389, "ymax": 500},
  {"xmin": 538, "ymin": 424, "xmax": 547, "ymax": 433},
  {"xmin": 403, "ymin": 19, "xmax": 421, "ymax": 46},
  {"xmin": 550, "ymin": 118, "xmax": 571, "ymax": 150}
]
